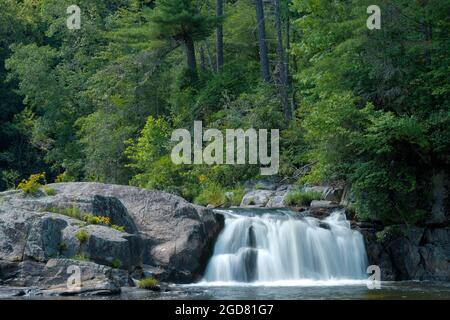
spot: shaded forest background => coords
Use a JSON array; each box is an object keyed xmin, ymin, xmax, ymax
[{"xmin": 0, "ymin": 0, "xmax": 449, "ymax": 224}]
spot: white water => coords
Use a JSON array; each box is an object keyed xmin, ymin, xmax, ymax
[{"xmin": 201, "ymin": 209, "xmax": 368, "ymax": 284}]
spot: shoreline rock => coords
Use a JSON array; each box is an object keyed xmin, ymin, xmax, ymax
[{"xmin": 0, "ymin": 182, "xmax": 224, "ymax": 295}]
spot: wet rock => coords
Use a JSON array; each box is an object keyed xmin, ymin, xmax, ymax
[
  {"xmin": 359, "ymin": 229, "xmax": 396, "ymax": 281},
  {"xmin": 362, "ymin": 225, "xmax": 450, "ymax": 281},
  {"xmin": 241, "ymin": 190, "xmax": 275, "ymax": 207},
  {"xmin": 310, "ymin": 200, "xmax": 339, "ymax": 209},
  {"xmin": 308, "ymin": 200, "xmax": 341, "ymax": 218},
  {"xmin": 428, "ymin": 171, "xmax": 449, "ymax": 226}
]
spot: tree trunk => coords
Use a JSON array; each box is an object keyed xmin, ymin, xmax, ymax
[
  {"xmin": 184, "ymin": 36, "xmax": 197, "ymax": 74},
  {"xmin": 200, "ymin": 45, "xmax": 207, "ymax": 71},
  {"xmin": 204, "ymin": 40, "xmax": 215, "ymax": 71},
  {"xmin": 255, "ymin": 0, "xmax": 271, "ymax": 83},
  {"xmin": 285, "ymin": 0, "xmax": 290, "ymax": 88},
  {"xmin": 271, "ymin": 0, "xmax": 291, "ymax": 123},
  {"xmin": 216, "ymin": 0, "xmax": 224, "ymax": 71}
]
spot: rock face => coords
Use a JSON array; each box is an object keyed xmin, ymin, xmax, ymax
[
  {"xmin": 429, "ymin": 171, "xmax": 449, "ymax": 225},
  {"xmin": 302, "ymin": 185, "xmax": 344, "ymax": 203},
  {"xmin": 241, "ymin": 190, "xmax": 276, "ymax": 207},
  {"xmin": 359, "ymin": 225, "xmax": 450, "ymax": 281},
  {"xmin": 0, "ymin": 182, "xmax": 224, "ymax": 294},
  {"xmin": 240, "ymin": 185, "xmax": 296, "ymax": 208},
  {"xmin": 240, "ymin": 184, "xmax": 344, "ymax": 209},
  {"xmin": 0, "ymin": 258, "xmax": 124, "ymax": 296}
]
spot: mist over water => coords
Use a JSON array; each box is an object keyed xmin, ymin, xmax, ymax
[{"xmin": 202, "ymin": 208, "xmax": 368, "ymax": 284}]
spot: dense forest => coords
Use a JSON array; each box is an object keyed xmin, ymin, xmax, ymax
[{"xmin": 0, "ymin": 0, "xmax": 449, "ymax": 225}]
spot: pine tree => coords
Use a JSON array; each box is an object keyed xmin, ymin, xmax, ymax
[{"xmin": 151, "ymin": 0, "xmax": 217, "ymax": 75}]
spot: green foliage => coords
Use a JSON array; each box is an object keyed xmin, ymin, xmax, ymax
[
  {"xmin": 285, "ymin": 190, "xmax": 323, "ymax": 207},
  {"xmin": 111, "ymin": 224, "xmax": 126, "ymax": 232},
  {"xmin": 73, "ymin": 254, "xmax": 90, "ymax": 262},
  {"xmin": 43, "ymin": 186, "xmax": 56, "ymax": 196},
  {"xmin": 151, "ymin": 0, "xmax": 217, "ymax": 42},
  {"xmin": 1, "ymin": 170, "xmax": 20, "ymax": 190},
  {"xmin": 125, "ymin": 116, "xmax": 171, "ymax": 175},
  {"xmin": 47, "ymin": 205, "xmax": 84, "ymax": 220},
  {"xmin": 84, "ymin": 214, "xmax": 111, "ymax": 226},
  {"xmin": 0, "ymin": 0, "xmax": 448, "ymax": 229},
  {"xmin": 55, "ymin": 172, "xmax": 74, "ymax": 183},
  {"xmin": 75, "ymin": 230, "xmax": 89, "ymax": 244},
  {"xmin": 138, "ymin": 277, "xmax": 160, "ymax": 290},
  {"xmin": 376, "ymin": 226, "xmax": 402, "ymax": 243},
  {"xmin": 290, "ymin": 0, "xmax": 450, "ymax": 224},
  {"xmin": 194, "ymin": 183, "xmax": 226, "ymax": 207},
  {"xmin": 18, "ymin": 173, "xmax": 46, "ymax": 194},
  {"xmin": 111, "ymin": 258, "xmax": 122, "ymax": 269},
  {"xmin": 47, "ymin": 205, "xmax": 120, "ymax": 228},
  {"xmin": 226, "ymin": 186, "xmax": 246, "ymax": 207}
]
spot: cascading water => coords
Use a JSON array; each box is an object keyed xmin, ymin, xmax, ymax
[{"xmin": 202, "ymin": 208, "xmax": 368, "ymax": 283}]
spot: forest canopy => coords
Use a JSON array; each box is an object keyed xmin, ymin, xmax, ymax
[{"xmin": 0, "ymin": 0, "xmax": 449, "ymax": 225}]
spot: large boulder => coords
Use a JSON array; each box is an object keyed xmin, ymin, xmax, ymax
[
  {"xmin": 0, "ymin": 258, "xmax": 124, "ymax": 296},
  {"xmin": 0, "ymin": 182, "xmax": 224, "ymax": 285},
  {"xmin": 0, "ymin": 205, "xmax": 143, "ymax": 272},
  {"xmin": 240, "ymin": 190, "xmax": 275, "ymax": 207}
]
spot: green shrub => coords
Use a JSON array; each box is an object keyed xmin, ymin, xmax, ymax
[
  {"xmin": 55, "ymin": 172, "xmax": 75, "ymax": 183},
  {"xmin": 225, "ymin": 186, "xmax": 246, "ymax": 206},
  {"xmin": 194, "ymin": 183, "xmax": 226, "ymax": 207},
  {"xmin": 83, "ymin": 214, "xmax": 111, "ymax": 226},
  {"xmin": 111, "ymin": 224, "xmax": 125, "ymax": 232},
  {"xmin": 1, "ymin": 169, "xmax": 20, "ymax": 190},
  {"xmin": 43, "ymin": 186, "xmax": 56, "ymax": 196},
  {"xmin": 73, "ymin": 254, "xmax": 89, "ymax": 262},
  {"xmin": 285, "ymin": 190, "xmax": 323, "ymax": 206},
  {"xmin": 75, "ymin": 230, "xmax": 89, "ymax": 243},
  {"xmin": 111, "ymin": 258, "xmax": 121, "ymax": 269},
  {"xmin": 18, "ymin": 173, "xmax": 46, "ymax": 194},
  {"xmin": 47, "ymin": 206, "xmax": 117, "ymax": 229},
  {"xmin": 376, "ymin": 225, "xmax": 402, "ymax": 243},
  {"xmin": 137, "ymin": 277, "xmax": 160, "ymax": 290},
  {"xmin": 48, "ymin": 205, "xmax": 85, "ymax": 220}
]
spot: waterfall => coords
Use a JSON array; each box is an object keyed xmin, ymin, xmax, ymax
[{"xmin": 202, "ymin": 208, "xmax": 368, "ymax": 283}]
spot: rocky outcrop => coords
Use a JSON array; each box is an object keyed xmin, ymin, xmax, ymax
[
  {"xmin": 0, "ymin": 182, "xmax": 224, "ymax": 295},
  {"xmin": 240, "ymin": 183, "xmax": 344, "ymax": 209},
  {"xmin": 429, "ymin": 171, "xmax": 449, "ymax": 226},
  {"xmin": 359, "ymin": 225, "xmax": 450, "ymax": 281},
  {"xmin": 302, "ymin": 185, "xmax": 344, "ymax": 203},
  {"xmin": 241, "ymin": 190, "xmax": 276, "ymax": 207},
  {"xmin": 0, "ymin": 258, "xmax": 127, "ymax": 296}
]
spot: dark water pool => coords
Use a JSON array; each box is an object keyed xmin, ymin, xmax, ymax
[{"xmin": 114, "ymin": 281, "xmax": 450, "ymax": 300}]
